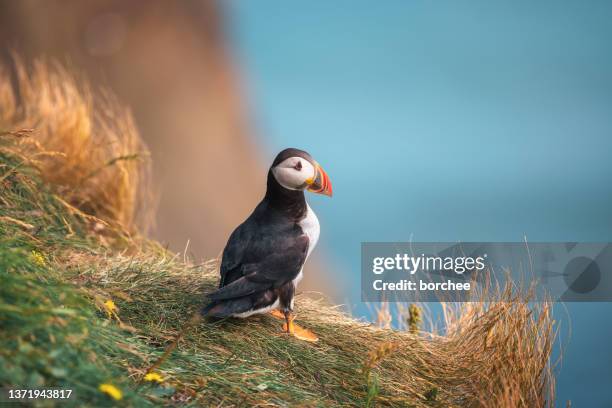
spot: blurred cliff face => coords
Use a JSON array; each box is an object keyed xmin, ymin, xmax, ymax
[
  {"xmin": 0, "ymin": 0, "xmax": 263, "ymax": 259},
  {"xmin": 0, "ymin": 0, "xmax": 263, "ymax": 256}
]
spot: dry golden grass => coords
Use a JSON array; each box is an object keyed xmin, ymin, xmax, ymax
[
  {"xmin": 373, "ymin": 277, "xmax": 557, "ymax": 407},
  {"xmin": 437, "ymin": 288, "xmax": 556, "ymax": 408},
  {"xmin": 0, "ymin": 55, "xmax": 152, "ymax": 233}
]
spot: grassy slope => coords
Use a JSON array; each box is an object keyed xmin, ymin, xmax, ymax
[
  {"xmin": 0, "ymin": 145, "xmax": 554, "ymax": 408},
  {"xmin": 0, "ymin": 148, "xmax": 443, "ymax": 407}
]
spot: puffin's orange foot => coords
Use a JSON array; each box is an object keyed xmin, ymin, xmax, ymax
[
  {"xmin": 292, "ymin": 324, "xmax": 319, "ymax": 342},
  {"xmin": 281, "ymin": 321, "xmax": 319, "ymax": 343},
  {"xmin": 293, "ymin": 324, "xmax": 319, "ymax": 343},
  {"xmin": 269, "ymin": 309, "xmax": 285, "ymax": 319},
  {"xmin": 281, "ymin": 318, "xmax": 295, "ymax": 334}
]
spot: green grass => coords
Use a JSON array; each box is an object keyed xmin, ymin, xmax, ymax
[
  {"xmin": 0, "ymin": 150, "xmax": 151, "ymax": 406},
  {"xmin": 0, "ymin": 148, "xmax": 427, "ymax": 407},
  {"xmin": 0, "ymin": 145, "xmax": 555, "ymax": 407}
]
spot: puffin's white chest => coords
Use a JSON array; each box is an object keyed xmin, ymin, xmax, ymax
[
  {"xmin": 299, "ymin": 203, "xmax": 320, "ymax": 259},
  {"xmin": 291, "ymin": 204, "xmax": 319, "ymax": 296}
]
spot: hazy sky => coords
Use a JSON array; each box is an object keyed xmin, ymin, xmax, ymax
[{"xmin": 225, "ymin": 1, "xmax": 612, "ymax": 406}]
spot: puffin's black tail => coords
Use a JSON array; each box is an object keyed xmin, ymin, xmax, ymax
[{"xmin": 201, "ymin": 297, "xmax": 254, "ymax": 318}]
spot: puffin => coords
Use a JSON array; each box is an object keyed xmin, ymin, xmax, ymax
[{"xmin": 202, "ymin": 148, "xmax": 332, "ymax": 341}]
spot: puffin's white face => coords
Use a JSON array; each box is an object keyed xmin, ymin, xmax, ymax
[{"xmin": 271, "ymin": 156, "xmax": 316, "ymax": 191}]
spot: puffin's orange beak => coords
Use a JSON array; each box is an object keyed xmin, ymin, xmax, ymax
[{"xmin": 306, "ymin": 162, "xmax": 332, "ymax": 197}]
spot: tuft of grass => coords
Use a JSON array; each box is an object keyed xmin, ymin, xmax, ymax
[
  {"xmin": 0, "ymin": 59, "xmax": 556, "ymax": 407},
  {"xmin": 407, "ymin": 304, "xmax": 422, "ymax": 334},
  {"xmin": 0, "ymin": 55, "xmax": 153, "ymax": 234},
  {"xmin": 362, "ymin": 342, "xmax": 399, "ymax": 407}
]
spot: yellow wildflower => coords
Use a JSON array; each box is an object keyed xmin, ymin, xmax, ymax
[
  {"xmin": 104, "ymin": 299, "xmax": 118, "ymax": 319},
  {"xmin": 143, "ymin": 372, "xmax": 164, "ymax": 383},
  {"xmin": 30, "ymin": 250, "xmax": 46, "ymax": 267},
  {"xmin": 98, "ymin": 383, "xmax": 122, "ymax": 400}
]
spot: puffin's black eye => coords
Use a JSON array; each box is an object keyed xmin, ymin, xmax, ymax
[{"xmin": 294, "ymin": 161, "xmax": 302, "ymax": 171}]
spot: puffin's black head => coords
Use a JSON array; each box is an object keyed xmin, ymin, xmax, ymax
[{"xmin": 269, "ymin": 148, "xmax": 332, "ymax": 197}]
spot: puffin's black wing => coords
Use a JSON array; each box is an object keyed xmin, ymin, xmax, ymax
[
  {"xmin": 206, "ymin": 202, "xmax": 309, "ymax": 313},
  {"xmin": 218, "ymin": 219, "xmax": 252, "ymax": 288},
  {"xmin": 208, "ymin": 234, "xmax": 308, "ymax": 301}
]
